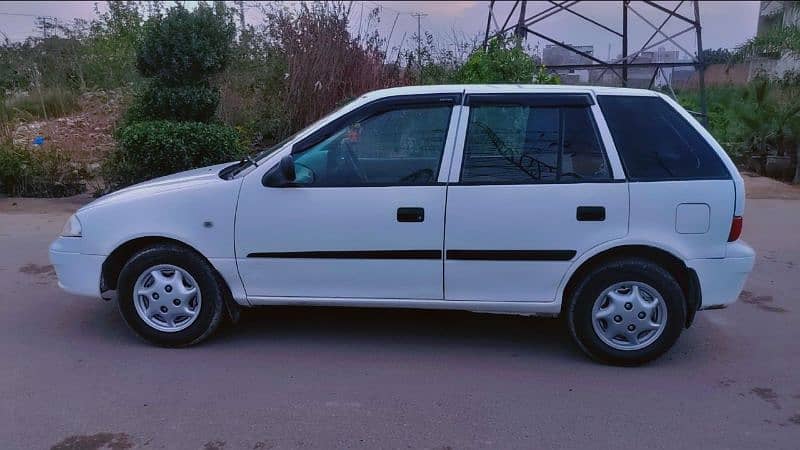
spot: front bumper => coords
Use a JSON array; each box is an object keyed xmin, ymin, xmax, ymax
[
  {"xmin": 687, "ymin": 241, "xmax": 756, "ymax": 310},
  {"xmin": 49, "ymin": 240, "xmax": 105, "ymax": 298}
]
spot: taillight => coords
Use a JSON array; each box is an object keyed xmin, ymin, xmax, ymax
[{"xmin": 728, "ymin": 216, "xmax": 743, "ymax": 242}]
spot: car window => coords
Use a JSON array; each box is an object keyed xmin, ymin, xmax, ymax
[
  {"xmin": 292, "ymin": 105, "xmax": 452, "ymax": 186},
  {"xmin": 461, "ymin": 105, "xmax": 610, "ymax": 183},
  {"xmin": 597, "ymin": 95, "xmax": 730, "ymax": 181}
]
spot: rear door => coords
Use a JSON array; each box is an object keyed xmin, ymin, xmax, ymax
[{"xmin": 443, "ymin": 92, "xmax": 629, "ymax": 302}]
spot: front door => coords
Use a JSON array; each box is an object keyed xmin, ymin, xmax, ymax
[
  {"xmin": 236, "ymin": 94, "xmax": 461, "ymax": 300},
  {"xmin": 444, "ymin": 93, "xmax": 629, "ymax": 302}
]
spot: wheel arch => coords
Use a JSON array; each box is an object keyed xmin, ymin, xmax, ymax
[
  {"xmin": 560, "ymin": 244, "xmax": 701, "ymax": 328},
  {"xmin": 101, "ymin": 236, "xmax": 243, "ymax": 318}
]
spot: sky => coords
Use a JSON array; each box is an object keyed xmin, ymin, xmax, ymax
[{"xmin": 0, "ymin": 1, "xmax": 761, "ymax": 61}]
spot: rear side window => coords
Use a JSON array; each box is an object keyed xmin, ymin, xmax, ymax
[
  {"xmin": 597, "ymin": 95, "xmax": 730, "ymax": 181},
  {"xmin": 461, "ymin": 104, "xmax": 611, "ymax": 183}
]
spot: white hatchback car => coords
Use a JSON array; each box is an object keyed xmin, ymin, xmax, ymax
[{"xmin": 50, "ymin": 85, "xmax": 754, "ymax": 364}]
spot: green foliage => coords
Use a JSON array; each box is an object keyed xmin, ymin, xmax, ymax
[
  {"xmin": 136, "ymin": 3, "xmax": 235, "ymax": 84},
  {"xmin": 678, "ymin": 77, "xmax": 800, "ymax": 168},
  {"xmin": 104, "ymin": 121, "xmax": 246, "ymax": 188},
  {"xmin": 126, "ymin": 3, "xmax": 234, "ymax": 124},
  {"xmin": 735, "ymin": 25, "xmax": 800, "ymax": 60},
  {"xmin": 0, "ymin": 142, "xmax": 87, "ymax": 197},
  {"xmin": 455, "ymin": 38, "xmax": 551, "ymax": 84},
  {"xmin": 126, "ymin": 81, "xmax": 220, "ymax": 123},
  {"xmin": 0, "ymin": 2, "xmax": 146, "ymax": 93},
  {"xmin": 701, "ymin": 48, "xmax": 733, "ymax": 65},
  {"xmin": 105, "ymin": 2, "xmax": 241, "ymax": 190}
]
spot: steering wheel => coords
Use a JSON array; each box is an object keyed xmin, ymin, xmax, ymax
[
  {"xmin": 341, "ymin": 140, "xmax": 369, "ymax": 183},
  {"xmin": 560, "ymin": 171, "xmax": 584, "ymax": 180}
]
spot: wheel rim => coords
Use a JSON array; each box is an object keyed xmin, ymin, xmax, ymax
[
  {"xmin": 133, "ymin": 264, "xmax": 201, "ymax": 333},
  {"xmin": 591, "ymin": 281, "xmax": 667, "ymax": 351}
]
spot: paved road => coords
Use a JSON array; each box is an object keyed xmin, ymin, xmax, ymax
[{"xmin": 1, "ymin": 193, "xmax": 798, "ymax": 449}]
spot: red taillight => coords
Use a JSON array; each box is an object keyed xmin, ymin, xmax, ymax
[{"xmin": 728, "ymin": 216, "xmax": 743, "ymax": 242}]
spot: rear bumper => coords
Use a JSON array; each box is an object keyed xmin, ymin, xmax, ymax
[
  {"xmin": 687, "ymin": 241, "xmax": 755, "ymax": 310},
  {"xmin": 49, "ymin": 245, "xmax": 105, "ymax": 298}
]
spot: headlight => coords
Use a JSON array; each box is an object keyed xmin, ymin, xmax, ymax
[{"xmin": 60, "ymin": 214, "xmax": 83, "ymax": 237}]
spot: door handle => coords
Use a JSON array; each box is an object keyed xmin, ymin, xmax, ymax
[
  {"xmin": 397, "ymin": 207, "xmax": 424, "ymax": 222},
  {"xmin": 577, "ymin": 206, "xmax": 605, "ymax": 221}
]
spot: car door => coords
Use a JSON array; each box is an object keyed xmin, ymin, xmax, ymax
[
  {"xmin": 444, "ymin": 92, "xmax": 629, "ymax": 302},
  {"xmin": 235, "ymin": 93, "xmax": 461, "ymax": 300}
]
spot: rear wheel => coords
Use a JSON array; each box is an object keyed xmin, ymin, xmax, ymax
[
  {"xmin": 117, "ymin": 244, "xmax": 224, "ymax": 347},
  {"xmin": 566, "ymin": 258, "xmax": 686, "ymax": 365}
]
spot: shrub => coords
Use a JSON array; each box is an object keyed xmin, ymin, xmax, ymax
[
  {"xmin": 456, "ymin": 37, "xmax": 541, "ymax": 84},
  {"xmin": 126, "ymin": 81, "xmax": 220, "ymax": 123},
  {"xmin": 0, "ymin": 143, "xmax": 87, "ymax": 197},
  {"xmin": 136, "ymin": 4, "xmax": 235, "ymax": 84},
  {"xmin": 103, "ymin": 121, "xmax": 246, "ymax": 188}
]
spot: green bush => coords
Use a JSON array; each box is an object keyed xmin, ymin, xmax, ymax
[
  {"xmin": 126, "ymin": 81, "xmax": 220, "ymax": 123},
  {"xmin": 136, "ymin": 4, "xmax": 235, "ymax": 84},
  {"xmin": 455, "ymin": 37, "xmax": 558, "ymax": 84},
  {"xmin": 0, "ymin": 143, "xmax": 87, "ymax": 197},
  {"xmin": 104, "ymin": 121, "xmax": 246, "ymax": 188}
]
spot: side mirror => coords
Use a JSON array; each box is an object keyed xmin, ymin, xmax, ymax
[{"xmin": 262, "ymin": 155, "xmax": 296, "ymax": 187}]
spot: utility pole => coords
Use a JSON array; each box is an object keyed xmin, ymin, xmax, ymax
[
  {"xmin": 514, "ymin": 0, "xmax": 527, "ymax": 47},
  {"xmin": 621, "ymin": 1, "xmax": 628, "ymax": 86},
  {"xmin": 693, "ymin": 0, "xmax": 708, "ymax": 127},
  {"xmin": 412, "ymin": 12, "xmax": 428, "ymax": 81},
  {"xmin": 35, "ymin": 16, "xmax": 56, "ymax": 39}
]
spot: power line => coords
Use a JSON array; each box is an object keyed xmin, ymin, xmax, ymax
[{"xmin": 0, "ymin": 11, "xmax": 40, "ymax": 18}]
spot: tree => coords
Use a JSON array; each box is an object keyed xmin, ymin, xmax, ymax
[
  {"xmin": 702, "ymin": 48, "xmax": 733, "ymax": 65},
  {"xmin": 455, "ymin": 37, "xmax": 558, "ymax": 84}
]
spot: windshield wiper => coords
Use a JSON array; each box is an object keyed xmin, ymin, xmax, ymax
[{"xmin": 241, "ymin": 155, "xmax": 258, "ymax": 168}]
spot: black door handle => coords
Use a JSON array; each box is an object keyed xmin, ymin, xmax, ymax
[
  {"xmin": 397, "ymin": 207, "xmax": 424, "ymax": 222},
  {"xmin": 577, "ymin": 206, "xmax": 605, "ymax": 221}
]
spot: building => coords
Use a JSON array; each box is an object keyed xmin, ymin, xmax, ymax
[
  {"xmin": 748, "ymin": 1, "xmax": 800, "ymax": 79},
  {"xmin": 542, "ymin": 44, "xmax": 594, "ymax": 84}
]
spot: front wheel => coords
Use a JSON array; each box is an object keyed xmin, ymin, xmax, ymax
[
  {"xmin": 117, "ymin": 244, "xmax": 224, "ymax": 347},
  {"xmin": 566, "ymin": 258, "xmax": 686, "ymax": 365}
]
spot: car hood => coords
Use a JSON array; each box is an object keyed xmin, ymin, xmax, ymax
[{"xmin": 80, "ymin": 162, "xmax": 235, "ymax": 212}]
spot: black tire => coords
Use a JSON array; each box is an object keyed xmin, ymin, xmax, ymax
[
  {"xmin": 117, "ymin": 244, "xmax": 224, "ymax": 347},
  {"xmin": 566, "ymin": 258, "xmax": 686, "ymax": 366}
]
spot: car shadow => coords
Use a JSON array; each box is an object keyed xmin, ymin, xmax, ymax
[{"xmin": 210, "ymin": 305, "xmax": 584, "ymax": 361}]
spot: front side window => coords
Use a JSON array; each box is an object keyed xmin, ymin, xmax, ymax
[
  {"xmin": 461, "ymin": 104, "xmax": 610, "ymax": 183},
  {"xmin": 597, "ymin": 95, "xmax": 730, "ymax": 181},
  {"xmin": 291, "ymin": 105, "xmax": 452, "ymax": 186}
]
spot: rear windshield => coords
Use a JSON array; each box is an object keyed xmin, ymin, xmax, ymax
[{"xmin": 597, "ymin": 95, "xmax": 730, "ymax": 181}]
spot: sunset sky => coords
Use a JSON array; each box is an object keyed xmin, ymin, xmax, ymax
[{"xmin": 0, "ymin": 1, "xmax": 761, "ymax": 60}]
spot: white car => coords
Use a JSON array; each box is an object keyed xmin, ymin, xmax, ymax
[{"xmin": 50, "ymin": 85, "xmax": 754, "ymax": 365}]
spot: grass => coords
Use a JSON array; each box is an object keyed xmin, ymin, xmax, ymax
[{"xmin": 1, "ymin": 87, "xmax": 80, "ymax": 122}]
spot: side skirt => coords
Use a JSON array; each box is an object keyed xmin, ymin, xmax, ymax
[{"xmin": 246, "ymin": 296, "xmax": 561, "ymax": 317}]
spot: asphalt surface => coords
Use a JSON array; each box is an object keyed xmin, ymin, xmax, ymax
[{"xmin": 1, "ymin": 188, "xmax": 799, "ymax": 449}]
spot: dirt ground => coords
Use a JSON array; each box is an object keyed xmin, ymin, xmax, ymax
[
  {"xmin": 0, "ymin": 174, "xmax": 798, "ymax": 449},
  {"xmin": 11, "ymin": 90, "xmax": 125, "ymax": 166}
]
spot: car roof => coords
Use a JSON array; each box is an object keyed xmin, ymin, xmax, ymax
[{"xmin": 361, "ymin": 84, "xmax": 660, "ymax": 101}]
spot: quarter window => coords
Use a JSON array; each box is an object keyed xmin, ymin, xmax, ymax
[
  {"xmin": 597, "ymin": 95, "xmax": 730, "ymax": 181},
  {"xmin": 292, "ymin": 105, "xmax": 452, "ymax": 186},
  {"xmin": 461, "ymin": 104, "xmax": 610, "ymax": 183}
]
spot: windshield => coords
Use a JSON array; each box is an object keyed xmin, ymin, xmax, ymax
[{"xmin": 253, "ymin": 97, "xmax": 361, "ymax": 162}]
